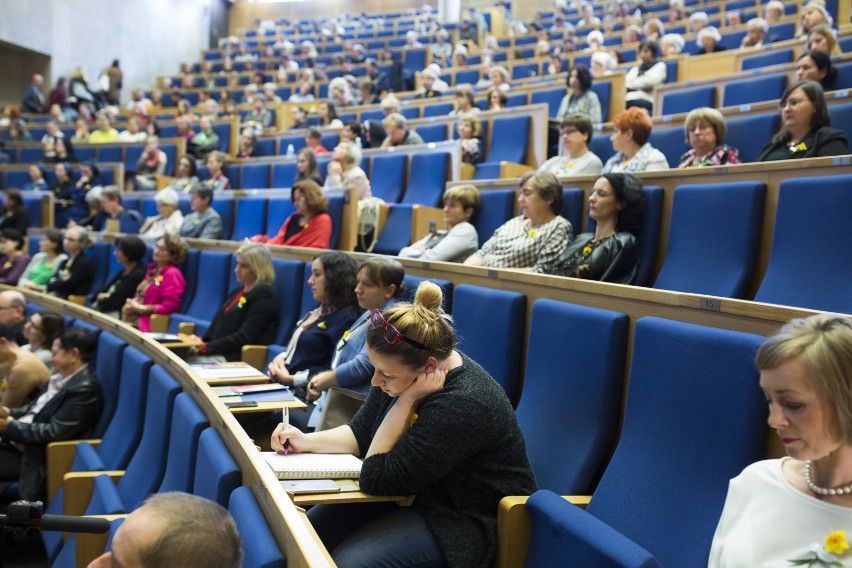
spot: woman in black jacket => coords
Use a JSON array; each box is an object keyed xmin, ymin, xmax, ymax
[
  {"xmin": 188, "ymin": 242, "xmax": 280, "ymax": 362},
  {"xmin": 0, "ymin": 190, "xmax": 30, "ymax": 235},
  {"xmin": 92, "ymin": 236, "xmax": 147, "ymax": 317},
  {"xmin": 757, "ymin": 80, "xmax": 848, "ymax": 162},
  {"xmin": 46, "ymin": 226, "xmax": 94, "ymax": 299},
  {"xmin": 548, "ymin": 173, "xmax": 646, "ymax": 284}
]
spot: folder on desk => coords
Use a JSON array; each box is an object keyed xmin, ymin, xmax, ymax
[{"xmin": 261, "ymin": 451, "xmax": 362, "ymax": 480}]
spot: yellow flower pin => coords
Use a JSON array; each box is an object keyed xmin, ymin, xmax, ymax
[
  {"xmin": 343, "ymin": 330, "xmax": 350, "ymax": 340},
  {"xmin": 528, "ymin": 229, "xmax": 536, "ymax": 237},
  {"xmin": 409, "ymin": 412, "xmax": 418, "ymax": 428},
  {"xmin": 318, "ymin": 321, "xmax": 327, "ymax": 330},
  {"xmin": 567, "ymin": 161, "xmax": 574, "ymax": 169},
  {"xmin": 2, "ymin": 261, "xmax": 10, "ymax": 270},
  {"xmin": 238, "ymin": 297, "xmax": 247, "ymax": 308},
  {"xmin": 582, "ymin": 245, "xmax": 593, "ymax": 255},
  {"xmin": 825, "ymin": 530, "xmax": 849, "ymax": 555}
]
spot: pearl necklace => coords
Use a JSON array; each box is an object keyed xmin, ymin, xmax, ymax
[{"xmin": 804, "ymin": 461, "xmax": 852, "ymax": 496}]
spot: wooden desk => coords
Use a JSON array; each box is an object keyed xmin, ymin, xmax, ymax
[
  {"xmin": 288, "ymin": 479, "xmax": 414, "ymax": 507},
  {"xmin": 146, "ymin": 333, "xmax": 204, "ymax": 349},
  {"xmin": 213, "ymin": 386, "xmax": 308, "ymax": 414}
]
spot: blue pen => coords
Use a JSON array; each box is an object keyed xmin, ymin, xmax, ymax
[{"xmin": 282, "ymin": 406, "xmax": 289, "ymax": 455}]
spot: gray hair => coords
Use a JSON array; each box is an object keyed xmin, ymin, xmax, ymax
[{"xmin": 155, "ymin": 187, "xmax": 180, "ymax": 206}]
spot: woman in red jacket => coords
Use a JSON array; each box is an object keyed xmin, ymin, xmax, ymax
[{"xmin": 251, "ymin": 180, "xmax": 332, "ymax": 249}]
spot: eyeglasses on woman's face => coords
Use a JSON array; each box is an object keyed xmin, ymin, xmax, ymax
[{"xmin": 369, "ymin": 309, "xmax": 430, "ymax": 351}]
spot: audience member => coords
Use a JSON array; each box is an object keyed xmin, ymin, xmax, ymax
[
  {"xmin": 416, "ymin": 67, "xmax": 443, "ymax": 99},
  {"xmin": 116, "ymin": 116, "xmax": 147, "ymax": 143},
  {"xmin": 660, "ymin": 33, "xmax": 685, "ymax": 56},
  {"xmin": 796, "ymin": 51, "xmax": 837, "ymax": 91},
  {"xmin": 0, "ymin": 290, "xmax": 27, "ymax": 346},
  {"xmin": 0, "ymin": 327, "xmax": 102, "ymax": 502},
  {"xmin": 590, "ymin": 51, "xmax": 617, "ymax": 77},
  {"xmin": 179, "ymin": 185, "xmax": 223, "ymax": 240},
  {"xmin": 798, "ymin": 2, "xmax": 833, "ymax": 39},
  {"xmin": 88, "ymin": 492, "xmax": 243, "ymax": 568},
  {"xmin": 709, "ymin": 315, "xmax": 852, "ymax": 566},
  {"xmin": 548, "ymin": 173, "xmax": 646, "ymax": 283},
  {"xmin": 487, "ymin": 87, "xmax": 508, "ymax": 111},
  {"xmin": 91, "ymin": 236, "xmax": 147, "ymax": 318},
  {"xmin": 450, "ymin": 88, "xmax": 480, "ymax": 117},
  {"xmin": 204, "ymin": 151, "xmax": 231, "ymax": 191},
  {"xmin": 807, "ymin": 24, "xmax": 839, "ymax": 55},
  {"xmin": 489, "ymin": 65, "xmax": 511, "ymax": 93},
  {"xmin": 324, "ymin": 141, "xmax": 371, "ymax": 199},
  {"xmin": 757, "ymin": 80, "xmax": 848, "ymax": 161},
  {"xmin": 274, "ymin": 281, "xmax": 536, "ymax": 568},
  {"xmin": 457, "ymin": 116, "xmax": 482, "ymax": 165},
  {"xmin": 21, "ymin": 74, "xmax": 46, "ymax": 114},
  {"xmin": 19, "ymin": 229, "xmax": 66, "ymax": 293},
  {"xmin": 602, "ymin": 108, "xmax": 670, "ymax": 173},
  {"xmin": 0, "ymin": 190, "xmax": 30, "ymax": 235},
  {"xmin": 241, "ymin": 94, "xmax": 273, "ymax": 134},
  {"xmin": 122, "ymin": 233, "xmax": 188, "ymax": 332},
  {"xmin": 251, "ymin": 180, "xmax": 332, "ymax": 248},
  {"xmin": 88, "ymin": 113, "xmax": 119, "ymax": 144},
  {"xmin": 317, "ymin": 101, "xmax": 344, "ymax": 130},
  {"xmin": 22, "ymin": 165, "xmax": 48, "ymax": 193},
  {"xmin": 99, "ymin": 186, "xmax": 142, "ymax": 233},
  {"xmin": 399, "ymin": 185, "xmax": 480, "ymax": 262},
  {"xmin": 236, "ymin": 128, "xmax": 260, "ymax": 159},
  {"xmin": 46, "ymin": 226, "xmax": 94, "ymax": 299},
  {"xmin": 764, "ymin": 0, "xmax": 785, "ymax": 24},
  {"xmin": 22, "ymin": 311, "xmax": 63, "ymax": 370},
  {"xmin": 296, "ymin": 147, "xmax": 325, "ymax": 186},
  {"xmin": 741, "ymin": 17, "xmax": 771, "ymax": 48},
  {"xmin": 678, "ymin": 107, "xmax": 742, "ymax": 168},
  {"xmin": 134, "ymin": 136, "xmax": 168, "ymax": 190},
  {"xmin": 625, "ymin": 41, "xmax": 666, "ymax": 112},
  {"xmin": 465, "ymin": 171, "xmax": 571, "ymax": 273},
  {"xmin": 188, "ymin": 116, "xmax": 221, "ymax": 160},
  {"xmin": 696, "ymin": 27, "xmax": 726, "ymax": 54},
  {"xmin": 167, "ymin": 155, "xmax": 203, "ymax": 194},
  {"xmin": 139, "ymin": 188, "xmax": 184, "ymax": 238},
  {"xmin": 556, "ymin": 64, "xmax": 602, "ymax": 124},
  {"xmin": 0, "ymin": 230, "xmax": 30, "ymax": 286},
  {"xmin": 539, "ymin": 114, "xmax": 603, "ymax": 177}
]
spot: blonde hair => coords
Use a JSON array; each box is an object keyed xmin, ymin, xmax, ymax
[
  {"xmin": 365, "ymin": 281, "xmax": 455, "ymax": 367},
  {"xmin": 443, "ymin": 184, "xmax": 481, "ymax": 212},
  {"xmin": 684, "ymin": 107, "xmax": 727, "ymax": 144},
  {"xmin": 756, "ymin": 314, "xmax": 852, "ymax": 444},
  {"xmin": 457, "ymin": 116, "xmax": 481, "ymax": 138},
  {"xmin": 235, "ymin": 242, "xmax": 275, "ymax": 286}
]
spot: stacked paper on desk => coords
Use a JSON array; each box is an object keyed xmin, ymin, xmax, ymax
[
  {"xmin": 261, "ymin": 451, "xmax": 363, "ymax": 479},
  {"xmin": 190, "ymin": 362, "xmax": 268, "ymax": 380}
]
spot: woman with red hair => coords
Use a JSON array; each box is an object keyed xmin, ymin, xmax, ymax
[
  {"xmin": 250, "ymin": 180, "xmax": 332, "ymax": 248},
  {"xmin": 602, "ymin": 108, "xmax": 670, "ymax": 173}
]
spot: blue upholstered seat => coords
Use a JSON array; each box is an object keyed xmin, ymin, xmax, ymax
[{"xmin": 228, "ymin": 487, "xmax": 287, "ymax": 568}]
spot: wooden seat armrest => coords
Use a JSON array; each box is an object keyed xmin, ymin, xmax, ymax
[
  {"xmin": 499, "ymin": 162, "xmax": 534, "ymax": 179},
  {"xmin": 67, "ymin": 295, "xmax": 87, "ymax": 306},
  {"xmin": 47, "ymin": 439, "xmax": 101, "ymax": 500},
  {"xmin": 62, "ymin": 471, "xmax": 124, "ymax": 517},
  {"xmin": 155, "ymin": 175, "xmax": 175, "ymax": 191},
  {"xmin": 149, "ymin": 314, "xmax": 169, "ymax": 333},
  {"xmin": 178, "ymin": 321, "xmax": 196, "ymax": 335},
  {"xmin": 242, "ymin": 345, "xmax": 269, "ymax": 372},
  {"xmin": 76, "ymin": 515, "xmax": 128, "ymax": 567},
  {"xmin": 496, "ymin": 494, "xmax": 593, "ymax": 568},
  {"xmin": 459, "ymin": 162, "xmax": 475, "ymax": 180}
]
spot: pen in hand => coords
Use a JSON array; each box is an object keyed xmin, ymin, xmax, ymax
[{"xmin": 282, "ymin": 407, "xmax": 289, "ymax": 455}]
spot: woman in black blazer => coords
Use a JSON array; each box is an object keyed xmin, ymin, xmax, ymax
[
  {"xmin": 91, "ymin": 236, "xmax": 147, "ymax": 317},
  {"xmin": 189, "ymin": 243, "xmax": 281, "ymax": 362},
  {"xmin": 757, "ymin": 80, "xmax": 849, "ymax": 162},
  {"xmin": 46, "ymin": 226, "xmax": 94, "ymax": 300},
  {"xmin": 0, "ymin": 190, "xmax": 30, "ymax": 236}
]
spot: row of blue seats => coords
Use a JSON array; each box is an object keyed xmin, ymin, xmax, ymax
[{"xmin": 29, "ymin": 326, "xmax": 285, "ymax": 567}]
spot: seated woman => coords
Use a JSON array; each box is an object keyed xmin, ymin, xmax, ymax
[
  {"xmin": 204, "ymin": 151, "xmax": 231, "ymax": 192},
  {"xmin": 317, "ymin": 101, "xmax": 343, "ymax": 130},
  {"xmin": 23, "ymin": 311, "xmax": 64, "ymax": 370},
  {"xmin": 139, "ymin": 188, "xmax": 184, "ymax": 238},
  {"xmin": 486, "ymin": 87, "xmax": 508, "ymax": 111},
  {"xmin": 52, "ymin": 163, "xmax": 88, "ymax": 228},
  {"xmin": 46, "ymin": 226, "xmax": 94, "ymax": 300},
  {"xmin": 121, "ymin": 233, "xmax": 188, "ymax": 333},
  {"xmin": 696, "ymin": 27, "xmax": 726, "ymax": 54},
  {"xmin": 134, "ymin": 136, "xmax": 168, "ymax": 190},
  {"xmin": 188, "ymin": 242, "xmax": 280, "ymax": 363},
  {"xmin": 303, "ymin": 257, "xmax": 407, "ymax": 430},
  {"xmin": 490, "ymin": 65, "xmax": 511, "ymax": 93},
  {"xmin": 0, "ymin": 328, "xmax": 101, "ymax": 503},
  {"xmin": 795, "ymin": 51, "xmax": 837, "ymax": 91},
  {"xmin": 450, "ymin": 88, "xmax": 480, "ymax": 117},
  {"xmin": 166, "ymin": 155, "xmax": 203, "ymax": 194},
  {"xmin": 806, "ymin": 24, "xmax": 839, "ymax": 56},
  {"xmin": 323, "ymin": 141, "xmax": 371, "ymax": 200},
  {"xmin": 267, "ymin": 251, "xmax": 360, "ymax": 401},
  {"xmin": 399, "ymin": 185, "xmax": 481, "ymax": 263},
  {"xmin": 22, "ymin": 164, "xmax": 48, "ymax": 193},
  {"xmin": 709, "ymin": 314, "xmax": 852, "ymax": 566},
  {"xmin": 250, "ymin": 180, "xmax": 332, "ymax": 249},
  {"xmin": 556, "ymin": 65, "xmax": 602, "ymax": 124},
  {"xmin": 236, "ymin": 128, "xmax": 259, "ymax": 159},
  {"xmin": 187, "ymin": 116, "xmax": 220, "ymax": 160},
  {"xmin": 19, "ymin": 228, "xmax": 66, "ymax": 292},
  {"xmin": 295, "ymin": 148, "xmax": 324, "ymax": 186},
  {"xmin": 602, "ymin": 108, "xmax": 670, "ymax": 173},
  {"xmin": 457, "ymin": 116, "xmax": 482, "ymax": 165},
  {"xmin": 99, "ymin": 186, "xmax": 142, "ymax": 234},
  {"xmin": 625, "ymin": 41, "xmax": 666, "ymax": 113},
  {"xmin": 0, "ymin": 229, "xmax": 31, "ymax": 286},
  {"xmin": 0, "ymin": 190, "xmax": 30, "ymax": 235},
  {"xmin": 91, "ymin": 236, "xmax": 147, "ymax": 318},
  {"xmin": 757, "ymin": 80, "xmax": 848, "ymax": 161},
  {"xmin": 539, "ymin": 114, "xmax": 604, "ymax": 177},
  {"xmin": 272, "ymin": 282, "xmax": 537, "ymax": 567},
  {"xmin": 678, "ymin": 107, "xmax": 742, "ymax": 168},
  {"xmin": 465, "ymin": 171, "xmax": 572, "ymax": 274},
  {"xmin": 548, "ymin": 174, "xmax": 646, "ymax": 284}
]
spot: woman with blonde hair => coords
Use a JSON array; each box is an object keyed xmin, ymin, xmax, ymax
[
  {"xmin": 807, "ymin": 24, "xmax": 840, "ymax": 55},
  {"xmin": 399, "ymin": 185, "xmax": 481, "ymax": 262},
  {"xmin": 678, "ymin": 107, "xmax": 741, "ymax": 168},
  {"xmin": 188, "ymin": 242, "xmax": 280, "ymax": 363},
  {"xmin": 272, "ymin": 281, "xmax": 536, "ymax": 567},
  {"xmin": 457, "ymin": 116, "xmax": 482, "ymax": 165},
  {"xmin": 710, "ymin": 314, "xmax": 852, "ymax": 566}
]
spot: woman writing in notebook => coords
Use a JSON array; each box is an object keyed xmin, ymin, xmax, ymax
[{"xmin": 271, "ymin": 281, "xmax": 537, "ymax": 568}]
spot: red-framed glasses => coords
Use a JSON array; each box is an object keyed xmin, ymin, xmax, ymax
[{"xmin": 369, "ymin": 309, "xmax": 430, "ymax": 351}]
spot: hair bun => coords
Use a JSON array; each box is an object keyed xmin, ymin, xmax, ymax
[{"xmin": 413, "ymin": 281, "xmax": 443, "ymax": 314}]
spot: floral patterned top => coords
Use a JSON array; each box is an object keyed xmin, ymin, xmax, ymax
[
  {"xmin": 678, "ymin": 144, "xmax": 742, "ymax": 168},
  {"xmin": 460, "ymin": 138, "xmax": 481, "ymax": 164}
]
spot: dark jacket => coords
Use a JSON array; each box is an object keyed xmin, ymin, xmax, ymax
[
  {"xmin": 548, "ymin": 232, "xmax": 639, "ymax": 284},
  {"xmin": 92, "ymin": 264, "xmax": 146, "ymax": 313},
  {"xmin": 288, "ymin": 306, "xmax": 360, "ymax": 377},
  {"xmin": 46, "ymin": 253, "xmax": 95, "ymax": 299},
  {"xmin": 756, "ymin": 126, "xmax": 849, "ymax": 162},
  {"xmin": 203, "ymin": 285, "xmax": 281, "ymax": 361},
  {"xmin": 6, "ymin": 365, "xmax": 103, "ymax": 500},
  {"xmin": 0, "ymin": 208, "xmax": 31, "ymax": 235}
]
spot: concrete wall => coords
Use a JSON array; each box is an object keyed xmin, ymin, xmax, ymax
[{"xmin": 0, "ymin": 0, "xmax": 214, "ymax": 107}]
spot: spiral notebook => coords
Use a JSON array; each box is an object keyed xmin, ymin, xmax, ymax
[{"xmin": 261, "ymin": 451, "xmax": 363, "ymax": 480}]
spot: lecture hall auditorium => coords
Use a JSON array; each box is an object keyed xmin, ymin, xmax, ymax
[{"xmin": 1, "ymin": 0, "xmax": 851, "ymax": 565}]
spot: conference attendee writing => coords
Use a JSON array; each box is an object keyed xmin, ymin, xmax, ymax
[{"xmin": 271, "ymin": 282, "xmax": 537, "ymax": 568}]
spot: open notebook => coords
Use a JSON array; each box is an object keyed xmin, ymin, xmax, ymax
[{"xmin": 261, "ymin": 451, "xmax": 363, "ymax": 480}]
